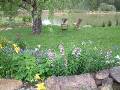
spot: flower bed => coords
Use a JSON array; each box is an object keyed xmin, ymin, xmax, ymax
[{"xmin": 0, "ymin": 38, "xmax": 120, "ymax": 90}]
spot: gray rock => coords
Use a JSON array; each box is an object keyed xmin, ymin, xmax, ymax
[
  {"xmin": 18, "ymin": 87, "xmax": 36, "ymax": 90},
  {"xmin": 110, "ymin": 66, "xmax": 120, "ymax": 83},
  {"xmin": 96, "ymin": 69, "xmax": 109, "ymax": 80},
  {"xmin": 45, "ymin": 74, "xmax": 97, "ymax": 90},
  {"xmin": 98, "ymin": 85, "xmax": 113, "ymax": 90},
  {"xmin": 0, "ymin": 79, "xmax": 23, "ymax": 90},
  {"xmin": 98, "ymin": 78, "xmax": 113, "ymax": 90},
  {"xmin": 102, "ymin": 78, "xmax": 113, "ymax": 86},
  {"xmin": 95, "ymin": 79, "xmax": 102, "ymax": 86}
]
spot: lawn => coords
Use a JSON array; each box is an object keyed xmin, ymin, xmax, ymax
[{"xmin": 0, "ymin": 26, "xmax": 120, "ymax": 52}]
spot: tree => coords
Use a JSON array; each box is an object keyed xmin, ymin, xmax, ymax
[{"xmin": 0, "ymin": 0, "xmax": 77, "ymax": 34}]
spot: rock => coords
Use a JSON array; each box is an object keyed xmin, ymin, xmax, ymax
[
  {"xmin": 110, "ymin": 66, "xmax": 120, "ymax": 83},
  {"xmin": 99, "ymin": 85, "xmax": 113, "ymax": 90},
  {"xmin": 98, "ymin": 78, "xmax": 113, "ymax": 90},
  {"xmin": 102, "ymin": 78, "xmax": 113, "ymax": 86},
  {"xmin": 18, "ymin": 87, "xmax": 36, "ymax": 90},
  {"xmin": 96, "ymin": 69, "xmax": 109, "ymax": 80},
  {"xmin": 0, "ymin": 79, "xmax": 23, "ymax": 90},
  {"xmin": 95, "ymin": 79, "xmax": 102, "ymax": 86},
  {"xmin": 45, "ymin": 74, "xmax": 97, "ymax": 90},
  {"xmin": 113, "ymin": 82, "xmax": 120, "ymax": 90}
]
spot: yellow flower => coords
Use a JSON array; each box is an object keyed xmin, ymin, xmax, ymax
[
  {"xmin": 36, "ymin": 83, "xmax": 46, "ymax": 90},
  {"xmin": 13, "ymin": 44, "xmax": 17, "ymax": 48},
  {"xmin": 35, "ymin": 74, "xmax": 41, "ymax": 80},
  {"xmin": 12, "ymin": 44, "xmax": 20, "ymax": 53},
  {"xmin": 14, "ymin": 47, "xmax": 20, "ymax": 53},
  {"xmin": 0, "ymin": 44, "xmax": 3, "ymax": 49}
]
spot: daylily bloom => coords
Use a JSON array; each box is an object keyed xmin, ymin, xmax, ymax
[
  {"xmin": 13, "ymin": 44, "xmax": 17, "ymax": 48},
  {"xmin": 14, "ymin": 47, "xmax": 20, "ymax": 53},
  {"xmin": 35, "ymin": 74, "xmax": 41, "ymax": 80},
  {"xmin": 36, "ymin": 83, "xmax": 46, "ymax": 90},
  {"xmin": 0, "ymin": 44, "xmax": 3, "ymax": 48}
]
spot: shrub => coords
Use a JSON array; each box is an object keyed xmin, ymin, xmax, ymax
[
  {"xmin": 14, "ymin": 38, "xmax": 26, "ymax": 50},
  {"xmin": 22, "ymin": 16, "xmax": 32, "ymax": 23},
  {"xmin": 98, "ymin": 3, "xmax": 116, "ymax": 11},
  {"xmin": 102, "ymin": 22, "xmax": 105, "ymax": 27},
  {"xmin": 108, "ymin": 20, "xmax": 112, "ymax": 27},
  {"xmin": 12, "ymin": 52, "xmax": 38, "ymax": 82},
  {"xmin": 116, "ymin": 19, "xmax": 119, "ymax": 26},
  {"xmin": 0, "ymin": 45, "xmax": 14, "ymax": 78}
]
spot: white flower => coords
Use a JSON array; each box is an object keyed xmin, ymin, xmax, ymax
[
  {"xmin": 105, "ymin": 50, "xmax": 112, "ymax": 59},
  {"xmin": 47, "ymin": 49, "xmax": 56, "ymax": 60},
  {"xmin": 37, "ymin": 45, "xmax": 41, "ymax": 48},
  {"xmin": 35, "ymin": 48, "xmax": 39, "ymax": 51},
  {"xmin": 72, "ymin": 48, "xmax": 82, "ymax": 58},
  {"xmin": 115, "ymin": 55, "xmax": 120, "ymax": 60},
  {"xmin": 58, "ymin": 44, "xmax": 65, "ymax": 56},
  {"xmin": 81, "ymin": 41, "xmax": 86, "ymax": 45}
]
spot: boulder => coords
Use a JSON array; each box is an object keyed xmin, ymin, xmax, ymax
[
  {"xmin": 95, "ymin": 79, "xmax": 102, "ymax": 86},
  {"xmin": 98, "ymin": 78, "xmax": 113, "ymax": 90},
  {"xmin": 45, "ymin": 74, "xmax": 97, "ymax": 90},
  {"xmin": 96, "ymin": 69, "xmax": 109, "ymax": 80},
  {"xmin": 98, "ymin": 85, "xmax": 113, "ymax": 90},
  {"xmin": 0, "ymin": 79, "xmax": 23, "ymax": 90},
  {"xmin": 110, "ymin": 66, "xmax": 120, "ymax": 83}
]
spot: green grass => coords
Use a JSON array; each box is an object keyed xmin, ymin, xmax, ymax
[{"xmin": 0, "ymin": 26, "xmax": 120, "ymax": 52}]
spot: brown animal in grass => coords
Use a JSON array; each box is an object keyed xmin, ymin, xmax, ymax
[{"xmin": 0, "ymin": 79, "xmax": 23, "ymax": 90}]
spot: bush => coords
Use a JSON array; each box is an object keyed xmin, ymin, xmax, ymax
[
  {"xmin": 108, "ymin": 20, "xmax": 112, "ymax": 27},
  {"xmin": 102, "ymin": 22, "xmax": 105, "ymax": 27},
  {"xmin": 0, "ymin": 39, "xmax": 119, "ymax": 82},
  {"xmin": 0, "ymin": 45, "xmax": 14, "ymax": 78},
  {"xmin": 14, "ymin": 38, "xmax": 26, "ymax": 50},
  {"xmin": 98, "ymin": 3, "xmax": 116, "ymax": 11},
  {"xmin": 22, "ymin": 16, "xmax": 32, "ymax": 23},
  {"xmin": 12, "ymin": 52, "xmax": 38, "ymax": 82},
  {"xmin": 116, "ymin": 19, "xmax": 119, "ymax": 26},
  {"xmin": 0, "ymin": 39, "xmax": 37, "ymax": 82}
]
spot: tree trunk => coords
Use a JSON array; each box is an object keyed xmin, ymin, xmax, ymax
[
  {"xmin": 31, "ymin": 0, "xmax": 42, "ymax": 34},
  {"xmin": 32, "ymin": 16, "xmax": 42, "ymax": 34}
]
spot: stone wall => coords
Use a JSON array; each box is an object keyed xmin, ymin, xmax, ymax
[{"xmin": 45, "ymin": 66, "xmax": 120, "ymax": 90}]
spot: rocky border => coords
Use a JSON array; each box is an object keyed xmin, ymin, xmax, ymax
[{"xmin": 1, "ymin": 66, "xmax": 120, "ymax": 90}]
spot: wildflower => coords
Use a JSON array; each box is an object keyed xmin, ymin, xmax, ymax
[
  {"xmin": 36, "ymin": 83, "xmax": 46, "ymax": 90},
  {"xmin": 72, "ymin": 47, "xmax": 82, "ymax": 58},
  {"xmin": 14, "ymin": 47, "xmax": 20, "ymax": 53},
  {"xmin": 47, "ymin": 49, "xmax": 56, "ymax": 60},
  {"xmin": 35, "ymin": 74, "xmax": 41, "ymax": 80},
  {"xmin": 115, "ymin": 55, "xmax": 120, "ymax": 60},
  {"xmin": 13, "ymin": 44, "xmax": 17, "ymax": 48},
  {"xmin": 13, "ymin": 44, "xmax": 20, "ymax": 53},
  {"xmin": 35, "ymin": 48, "xmax": 39, "ymax": 51},
  {"xmin": 81, "ymin": 41, "xmax": 86, "ymax": 45},
  {"xmin": 37, "ymin": 45, "xmax": 41, "ymax": 48},
  {"xmin": 0, "ymin": 44, "xmax": 3, "ymax": 48},
  {"xmin": 105, "ymin": 50, "xmax": 112, "ymax": 59},
  {"xmin": 58, "ymin": 44, "xmax": 65, "ymax": 56}
]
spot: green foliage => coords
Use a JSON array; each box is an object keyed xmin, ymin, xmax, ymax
[
  {"xmin": 0, "ymin": 45, "xmax": 14, "ymax": 78},
  {"xmin": 14, "ymin": 38, "xmax": 26, "ymax": 50},
  {"xmin": 102, "ymin": 22, "xmax": 105, "ymax": 27},
  {"xmin": 108, "ymin": 20, "xmax": 112, "ymax": 27},
  {"xmin": 12, "ymin": 53, "xmax": 38, "ymax": 82},
  {"xmin": 116, "ymin": 19, "xmax": 119, "ymax": 26},
  {"xmin": 22, "ymin": 16, "xmax": 32, "ymax": 23},
  {"xmin": 98, "ymin": 3, "xmax": 116, "ymax": 11},
  {"xmin": 36, "ymin": 47, "xmax": 118, "ymax": 78}
]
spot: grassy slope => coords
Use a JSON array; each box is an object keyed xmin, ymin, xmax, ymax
[{"xmin": 0, "ymin": 26, "xmax": 120, "ymax": 51}]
